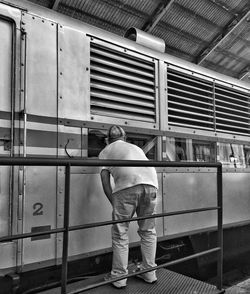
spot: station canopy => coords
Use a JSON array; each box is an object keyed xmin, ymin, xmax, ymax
[{"xmin": 23, "ymin": 0, "xmax": 250, "ymax": 83}]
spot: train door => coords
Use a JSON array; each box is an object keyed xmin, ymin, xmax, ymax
[
  {"xmin": 18, "ymin": 12, "xmax": 58, "ymax": 272},
  {"xmin": 0, "ymin": 4, "xmax": 21, "ymax": 274}
]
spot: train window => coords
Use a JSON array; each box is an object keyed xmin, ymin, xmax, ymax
[
  {"xmin": 244, "ymin": 145, "xmax": 250, "ymax": 168},
  {"xmin": 165, "ymin": 137, "xmax": 187, "ymax": 161},
  {"xmin": 192, "ymin": 140, "xmax": 216, "ymax": 162},
  {"xmin": 165, "ymin": 137, "xmax": 216, "ymax": 162},
  {"xmin": 88, "ymin": 129, "xmax": 106, "ymax": 157},
  {"xmin": 87, "ymin": 129, "xmax": 156, "ymax": 159},
  {"xmin": 126, "ymin": 134, "xmax": 157, "ymax": 160},
  {"xmin": 175, "ymin": 138, "xmax": 187, "ymax": 161},
  {"xmin": 217, "ymin": 143, "xmax": 245, "ymax": 168}
]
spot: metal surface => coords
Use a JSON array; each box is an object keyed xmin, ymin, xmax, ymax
[
  {"xmin": 58, "ymin": 26, "xmax": 89, "ymax": 121},
  {"xmin": 163, "ymin": 172, "xmax": 218, "ymax": 236},
  {"xmin": 22, "ymin": 12, "xmax": 57, "ymax": 118},
  {"xmin": 22, "ymin": 166, "xmax": 57, "ymax": 267}
]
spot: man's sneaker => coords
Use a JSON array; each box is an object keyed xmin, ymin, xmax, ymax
[
  {"xmin": 134, "ymin": 269, "xmax": 157, "ymax": 284},
  {"xmin": 104, "ymin": 273, "xmax": 127, "ymax": 289}
]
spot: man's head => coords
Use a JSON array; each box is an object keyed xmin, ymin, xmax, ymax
[{"xmin": 107, "ymin": 125, "xmax": 126, "ymax": 144}]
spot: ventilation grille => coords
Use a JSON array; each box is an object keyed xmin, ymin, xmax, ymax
[
  {"xmin": 90, "ymin": 43, "xmax": 156, "ymax": 122},
  {"xmin": 168, "ymin": 69, "xmax": 214, "ymax": 130},
  {"xmin": 215, "ymin": 85, "xmax": 250, "ymax": 135},
  {"xmin": 167, "ymin": 68, "xmax": 250, "ymax": 135}
]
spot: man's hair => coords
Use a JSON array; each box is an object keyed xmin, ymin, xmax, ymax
[{"xmin": 107, "ymin": 125, "xmax": 126, "ymax": 141}]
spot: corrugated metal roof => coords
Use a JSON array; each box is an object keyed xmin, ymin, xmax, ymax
[{"xmin": 21, "ymin": 0, "xmax": 250, "ymax": 83}]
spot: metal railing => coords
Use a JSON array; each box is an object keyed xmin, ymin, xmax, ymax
[{"xmin": 0, "ymin": 158, "xmax": 223, "ymax": 294}]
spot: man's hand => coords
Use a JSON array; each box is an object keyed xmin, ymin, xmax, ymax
[{"xmin": 100, "ymin": 169, "xmax": 113, "ymax": 204}]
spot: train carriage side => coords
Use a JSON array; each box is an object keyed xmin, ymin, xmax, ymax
[{"xmin": 0, "ymin": 0, "xmax": 250, "ymax": 284}]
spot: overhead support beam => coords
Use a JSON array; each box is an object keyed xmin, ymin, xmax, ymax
[
  {"xmin": 196, "ymin": 9, "xmax": 250, "ymax": 65},
  {"xmin": 238, "ymin": 66, "xmax": 250, "ymax": 80},
  {"xmin": 51, "ymin": 0, "xmax": 61, "ymax": 10},
  {"xmin": 142, "ymin": 0, "xmax": 175, "ymax": 33}
]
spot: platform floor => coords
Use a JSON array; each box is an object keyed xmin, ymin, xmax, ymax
[
  {"xmin": 225, "ymin": 277, "xmax": 250, "ymax": 293},
  {"xmin": 39, "ymin": 268, "xmax": 223, "ymax": 294}
]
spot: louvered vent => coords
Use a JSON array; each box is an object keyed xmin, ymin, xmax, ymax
[
  {"xmin": 167, "ymin": 69, "xmax": 214, "ymax": 130},
  {"xmin": 215, "ymin": 85, "xmax": 250, "ymax": 135},
  {"xmin": 90, "ymin": 43, "xmax": 156, "ymax": 122}
]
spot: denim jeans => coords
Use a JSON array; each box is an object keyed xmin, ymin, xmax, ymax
[{"xmin": 111, "ymin": 184, "xmax": 157, "ymax": 284}]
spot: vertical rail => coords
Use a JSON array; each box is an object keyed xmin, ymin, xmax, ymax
[
  {"xmin": 217, "ymin": 164, "xmax": 223, "ymax": 290},
  {"xmin": 61, "ymin": 164, "xmax": 71, "ymax": 294}
]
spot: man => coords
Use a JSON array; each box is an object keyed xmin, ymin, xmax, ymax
[{"xmin": 99, "ymin": 125, "xmax": 158, "ymax": 289}]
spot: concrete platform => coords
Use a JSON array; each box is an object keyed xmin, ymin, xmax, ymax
[
  {"xmin": 39, "ymin": 268, "xmax": 224, "ymax": 294},
  {"xmin": 225, "ymin": 278, "xmax": 250, "ymax": 294}
]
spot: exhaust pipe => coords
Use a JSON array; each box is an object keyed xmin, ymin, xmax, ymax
[{"xmin": 124, "ymin": 27, "xmax": 165, "ymax": 53}]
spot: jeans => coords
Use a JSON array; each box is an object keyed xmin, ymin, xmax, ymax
[{"xmin": 111, "ymin": 184, "xmax": 157, "ymax": 283}]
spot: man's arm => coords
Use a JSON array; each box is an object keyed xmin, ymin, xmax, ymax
[{"xmin": 100, "ymin": 169, "xmax": 113, "ymax": 204}]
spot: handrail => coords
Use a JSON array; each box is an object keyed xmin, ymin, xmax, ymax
[{"xmin": 0, "ymin": 157, "xmax": 223, "ymax": 294}]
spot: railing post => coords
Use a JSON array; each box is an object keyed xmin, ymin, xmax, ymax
[
  {"xmin": 217, "ymin": 164, "xmax": 223, "ymax": 290},
  {"xmin": 61, "ymin": 164, "xmax": 71, "ymax": 294}
]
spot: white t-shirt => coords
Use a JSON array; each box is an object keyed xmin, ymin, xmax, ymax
[{"xmin": 99, "ymin": 140, "xmax": 158, "ymax": 193}]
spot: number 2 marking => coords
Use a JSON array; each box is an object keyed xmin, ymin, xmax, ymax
[{"xmin": 33, "ymin": 202, "xmax": 44, "ymax": 216}]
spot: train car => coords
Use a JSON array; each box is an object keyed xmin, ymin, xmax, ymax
[{"xmin": 0, "ymin": 0, "xmax": 250, "ymax": 292}]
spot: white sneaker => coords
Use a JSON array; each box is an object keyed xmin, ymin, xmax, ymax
[
  {"xmin": 134, "ymin": 268, "xmax": 157, "ymax": 284},
  {"xmin": 104, "ymin": 273, "xmax": 127, "ymax": 289}
]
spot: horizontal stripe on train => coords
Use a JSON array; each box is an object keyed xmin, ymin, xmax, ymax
[
  {"xmin": 0, "ymin": 128, "xmax": 88, "ymax": 149},
  {"xmin": 0, "ymin": 127, "xmax": 10, "ymax": 139},
  {"xmin": 26, "ymin": 129, "xmax": 83, "ymax": 148}
]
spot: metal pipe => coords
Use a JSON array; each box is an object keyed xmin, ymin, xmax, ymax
[
  {"xmin": 124, "ymin": 27, "xmax": 165, "ymax": 53},
  {"xmin": 0, "ymin": 157, "xmax": 222, "ymax": 168},
  {"xmin": 69, "ymin": 206, "xmax": 219, "ymax": 232},
  {"xmin": 61, "ymin": 164, "xmax": 71, "ymax": 294},
  {"xmin": 0, "ymin": 206, "xmax": 219, "ymax": 243},
  {"xmin": 217, "ymin": 164, "xmax": 223, "ymax": 290}
]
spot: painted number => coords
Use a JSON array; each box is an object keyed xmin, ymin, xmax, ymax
[{"xmin": 33, "ymin": 202, "xmax": 44, "ymax": 216}]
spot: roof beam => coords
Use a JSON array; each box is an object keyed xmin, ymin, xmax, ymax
[
  {"xmin": 196, "ymin": 8, "xmax": 250, "ymax": 65},
  {"xmin": 51, "ymin": 0, "xmax": 61, "ymax": 10},
  {"xmin": 238, "ymin": 66, "xmax": 250, "ymax": 80},
  {"xmin": 142, "ymin": 0, "xmax": 175, "ymax": 33}
]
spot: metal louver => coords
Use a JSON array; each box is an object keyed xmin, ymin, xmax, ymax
[
  {"xmin": 90, "ymin": 43, "xmax": 156, "ymax": 122},
  {"xmin": 215, "ymin": 85, "xmax": 250, "ymax": 135},
  {"xmin": 167, "ymin": 69, "xmax": 214, "ymax": 130},
  {"xmin": 167, "ymin": 67, "xmax": 250, "ymax": 136}
]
